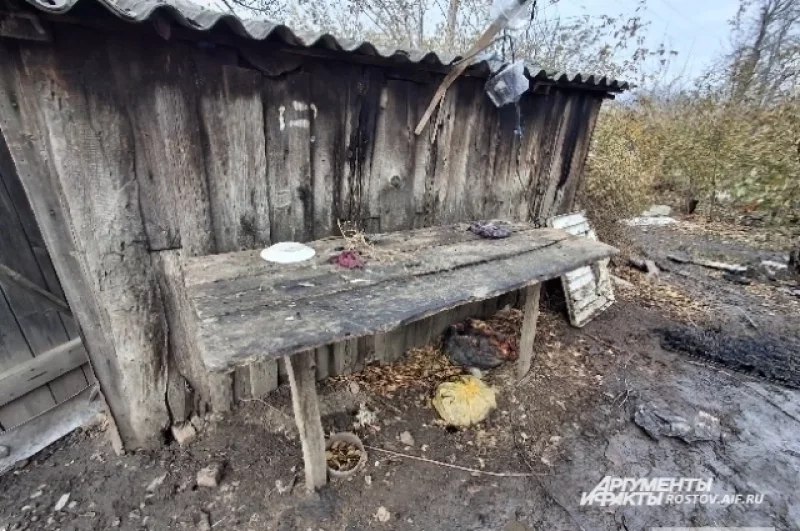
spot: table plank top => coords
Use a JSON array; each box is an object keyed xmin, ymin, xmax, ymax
[{"xmin": 183, "ymin": 223, "xmax": 616, "ymax": 371}]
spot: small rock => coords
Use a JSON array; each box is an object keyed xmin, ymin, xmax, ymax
[
  {"xmin": 374, "ymin": 506, "xmax": 391, "ymax": 523},
  {"xmin": 190, "ymin": 415, "xmax": 204, "ymax": 431},
  {"xmin": 146, "ymin": 473, "xmax": 167, "ymax": 492},
  {"xmin": 171, "ymin": 423, "xmax": 197, "ymax": 447},
  {"xmin": 67, "ymin": 501, "xmax": 77, "ymax": 509},
  {"xmin": 642, "ymin": 204, "xmax": 672, "ymax": 217},
  {"xmin": 275, "ymin": 479, "xmax": 292, "ymax": 494},
  {"xmin": 364, "ymin": 475, "xmax": 372, "ymax": 486},
  {"xmin": 348, "ymin": 381, "xmax": 361, "ymax": 395},
  {"xmin": 197, "ymin": 512, "xmax": 212, "ymax": 531},
  {"xmin": 54, "ymin": 493, "xmax": 70, "ymax": 512},
  {"xmin": 197, "ymin": 463, "xmax": 223, "ymax": 488},
  {"xmin": 0, "ymin": 445, "xmax": 9, "ymax": 458},
  {"xmin": 398, "ymin": 431, "xmax": 415, "ymax": 447}
]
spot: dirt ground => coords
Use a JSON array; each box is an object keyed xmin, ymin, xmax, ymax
[{"xmin": 2, "ymin": 219, "xmax": 799, "ymax": 531}]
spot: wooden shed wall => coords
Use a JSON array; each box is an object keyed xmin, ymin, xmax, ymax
[{"xmin": 0, "ymin": 21, "xmax": 603, "ymax": 447}]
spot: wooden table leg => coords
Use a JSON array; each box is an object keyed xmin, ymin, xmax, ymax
[
  {"xmin": 517, "ymin": 283, "xmax": 542, "ymax": 380},
  {"xmin": 284, "ymin": 351, "xmax": 327, "ymax": 490}
]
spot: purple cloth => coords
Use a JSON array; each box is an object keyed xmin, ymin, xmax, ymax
[{"xmin": 468, "ymin": 221, "xmax": 511, "ymax": 239}]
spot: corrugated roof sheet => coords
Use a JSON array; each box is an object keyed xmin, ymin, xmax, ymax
[{"xmin": 20, "ymin": 0, "xmax": 629, "ymax": 92}]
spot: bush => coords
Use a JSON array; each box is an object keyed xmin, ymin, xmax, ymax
[
  {"xmin": 581, "ymin": 94, "xmax": 800, "ymax": 238},
  {"xmin": 578, "ymin": 101, "xmax": 661, "ymax": 246}
]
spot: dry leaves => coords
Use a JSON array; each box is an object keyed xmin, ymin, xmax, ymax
[
  {"xmin": 335, "ymin": 345, "xmax": 463, "ymax": 396},
  {"xmin": 615, "ymin": 268, "xmax": 711, "ymax": 322},
  {"xmin": 334, "ymin": 308, "xmax": 527, "ymax": 396},
  {"xmin": 326, "ymin": 440, "xmax": 362, "ymax": 472}
]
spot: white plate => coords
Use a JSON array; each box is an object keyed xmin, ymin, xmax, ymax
[{"xmin": 260, "ymin": 242, "xmax": 316, "ymax": 264}]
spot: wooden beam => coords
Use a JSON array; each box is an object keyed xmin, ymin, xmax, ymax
[
  {"xmin": 0, "ymin": 262, "xmax": 71, "ymax": 315},
  {"xmin": 284, "ymin": 351, "xmax": 327, "ymax": 491},
  {"xmin": 0, "ymin": 338, "xmax": 87, "ymax": 408},
  {"xmin": 516, "ymin": 283, "xmax": 541, "ymax": 380}
]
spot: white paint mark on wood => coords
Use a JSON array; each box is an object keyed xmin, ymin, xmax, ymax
[
  {"xmin": 279, "ymin": 105, "xmax": 286, "ymax": 131},
  {"xmin": 288, "ymin": 119, "xmax": 310, "ymax": 129},
  {"xmin": 292, "ymin": 100, "xmax": 309, "ymax": 111}
]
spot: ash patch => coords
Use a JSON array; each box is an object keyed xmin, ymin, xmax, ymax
[{"xmin": 658, "ymin": 325, "xmax": 800, "ymax": 389}]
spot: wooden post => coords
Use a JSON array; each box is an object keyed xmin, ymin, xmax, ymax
[
  {"xmin": 284, "ymin": 352, "xmax": 327, "ymax": 491},
  {"xmin": 517, "ymin": 283, "xmax": 542, "ymax": 380}
]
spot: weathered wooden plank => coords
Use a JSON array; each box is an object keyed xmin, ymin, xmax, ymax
[
  {"xmin": 307, "ymin": 62, "xmax": 349, "ymax": 239},
  {"xmin": 263, "ymin": 70, "xmax": 313, "ymax": 243},
  {"xmin": 110, "ymin": 43, "xmax": 215, "ymax": 255},
  {"xmin": 427, "ymin": 84, "xmax": 460, "ymax": 226},
  {"xmin": 193, "ymin": 234, "xmax": 616, "ymax": 371},
  {"xmin": 409, "ymin": 82, "xmax": 437, "ymax": 229},
  {"xmin": 350, "ymin": 68, "xmax": 384, "ymax": 231},
  {"xmin": 196, "ymin": 57, "xmax": 271, "ymax": 252},
  {"xmin": 315, "ymin": 346, "xmax": 331, "ymax": 380},
  {"xmin": 184, "ymin": 222, "xmax": 536, "ymax": 287},
  {"xmin": 573, "ymin": 297, "xmax": 615, "ymax": 327},
  {"xmin": 567, "ymin": 268, "xmax": 596, "ymax": 291},
  {"xmin": 152, "ymin": 251, "xmax": 234, "ymax": 414},
  {"xmin": 284, "ymin": 351, "xmax": 327, "ymax": 491},
  {"xmin": 0, "ymin": 286, "xmax": 55, "ymax": 430},
  {"xmin": 331, "ymin": 340, "xmax": 358, "ymax": 375},
  {"xmin": 539, "ymin": 92, "xmax": 597, "ymax": 220},
  {"xmin": 483, "ymin": 100, "xmax": 520, "ymax": 222},
  {"xmin": 556, "ymin": 95, "xmax": 603, "ymax": 215},
  {"xmin": 0, "ymin": 338, "xmax": 87, "ymax": 408},
  {"xmin": 531, "ymin": 91, "xmax": 570, "ymax": 221},
  {"xmin": 369, "ymin": 80, "xmax": 419, "ymax": 233},
  {"xmin": 374, "ymin": 329, "xmax": 406, "ymax": 364},
  {"xmin": 249, "ymin": 363, "xmax": 279, "ymax": 399},
  {"xmin": 549, "ymin": 212, "xmax": 586, "ymax": 230},
  {"xmin": 517, "ymin": 283, "xmax": 542, "ymax": 380},
  {"xmin": 190, "ymin": 227, "xmax": 566, "ymax": 319},
  {"xmin": 195, "ymin": 55, "xmax": 276, "ymax": 402},
  {"xmin": 1, "ymin": 33, "xmax": 170, "ymax": 446}
]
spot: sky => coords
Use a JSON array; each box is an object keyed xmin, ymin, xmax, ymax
[{"xmin": 549, "ymin": 0, "xmax": 740, "ymax": 80}]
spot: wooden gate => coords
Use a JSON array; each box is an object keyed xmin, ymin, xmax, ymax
[{"xmin": 0, "ymin": 136, "xmax": 93, "ymax": 432}]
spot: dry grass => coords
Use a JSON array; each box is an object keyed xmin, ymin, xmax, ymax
[
  {"xmin": 670, "ymin": 217, "xmax": 798, "ymax": 251},
  {"xmin": 337, "ymin": 220, "xmax": 402, "ymax": 262},
  {"xmin": 614, "ymin": 267, "xmax": 712, "ymax": 324},
  {"xmin": 334, "ymin": 345, "xmax": 464, "ymax": 397}
]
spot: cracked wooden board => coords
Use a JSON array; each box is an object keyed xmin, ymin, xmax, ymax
[{"xmin": 184, "ymin": 224, "xmax": 617, "ymax": 371}]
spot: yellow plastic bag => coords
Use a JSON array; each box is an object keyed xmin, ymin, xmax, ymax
[{"xmin": 432, "ymin": 375, "xmax": 497, "ymax": 427}]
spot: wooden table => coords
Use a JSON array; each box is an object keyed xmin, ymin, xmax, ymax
[{"xmin": 184, "ymin": 223, "xmax": 616, "ymax": 489}]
